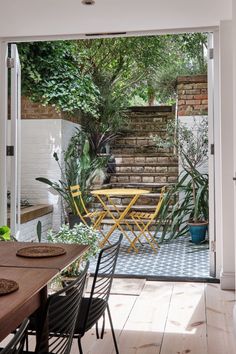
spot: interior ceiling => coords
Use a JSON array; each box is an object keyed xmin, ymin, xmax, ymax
[{"xmin": 0, "ymin": 0, "xmax": 232, "ymax": 40}]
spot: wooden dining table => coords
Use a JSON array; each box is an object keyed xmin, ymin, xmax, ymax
[{"xmin": 0, "ymin": 241, "xmax": 89, "ymax": 345}]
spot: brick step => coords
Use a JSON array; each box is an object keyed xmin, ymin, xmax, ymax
[
  {"xmin": 123, "ymin": 130, "xmax": 168, "ymax": 137},
  {"xmin": 113, "ymin": 136, "xmax": 166, "ymax": 145},
  {"xmin": 91, "ymin": 191, "xmax": 164, "ymax": 206},
  {"xmin": 107, "ymin": 182, "xmax": 170, "ymax": 193},
  {"xmin": 100, "ymin": 218, "xmax": 160, "ymax": 231},
  {"xmin": 111, "ymin": 146, "xmax": 172, "ymax": 154},
  {"xmin": 92, "ymin": 204, "xmax": 157, "ymax": 212},
  {"xmin": 114, "ymin": 154, "xmax": 178, "ymax": 164},
  {"xmin": 115, "ymin": 164, "xmax": 178, "ymax": 174},
  {"xmin": 110, "ymin": 172, "xmax": 178, "ymax": 184}
]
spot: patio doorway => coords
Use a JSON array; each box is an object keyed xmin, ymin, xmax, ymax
[{"xmin": 0, "ymin": 30, "xmax": 218, "ymax": 275}]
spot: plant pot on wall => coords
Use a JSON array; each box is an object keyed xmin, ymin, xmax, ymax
[{"xmin": 188, "ymin": 221, "xmax": 208, "ymax": 244}]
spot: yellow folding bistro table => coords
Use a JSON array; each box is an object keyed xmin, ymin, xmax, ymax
[{"xmin": 91, "ymin": 188, "xmax": 149, "ymax": 253}]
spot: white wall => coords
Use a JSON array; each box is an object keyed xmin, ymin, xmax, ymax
[
  {"xmin": 20, "ymin": 119, "xmax": 79, "ymax": 229},
  {"xmin": 0, "ymin": 0, "xmax": 232, "ymax": 39},
  {"xmin": 219, "ymin": 21, "xmax": 235, "ymax": 289}
]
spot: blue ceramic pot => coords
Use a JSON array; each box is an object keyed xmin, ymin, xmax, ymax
[{"xmin": 188, "ymin": 222, "xmax": 208, "ymax": 244}]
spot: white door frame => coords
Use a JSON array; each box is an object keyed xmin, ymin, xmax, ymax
[
  {"xmin": 10, "ymin": 44, "xmax": 21, "ymax": 238},
  {"xmin": 0, "ymin": 41, "xmax": 8, "ymax": 226},
  {"xmin": 0, "ymin": 26, "xmax": 221, "ymax": 276}
]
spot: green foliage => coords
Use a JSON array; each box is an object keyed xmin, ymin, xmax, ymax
[
  {"xmin": 154, "ymin": 118, "xmax": 209, "ymax": 241},
  {"xmin": 36, "ymin": 221, "xmax": 42, "ymax": 242},
  {"xmin": 36, "ymin": 131, "xmax": 108, "ymax": 215},
  {"xmin": 18, "ymin": 41, "xmax": 99, "ymax": 115},
  {"xmin": 156, "ymin": 171, "xmax": 209, "ymax": 242},
  {"xmin": 47, "ymin": 223, "xmax": 100, "ymax": 276},
  {"xmin": 0, "ymin": 226, "xmax": 11, "ymax": 241},
  {"xmin": 19, "ymin": 33, "xmax": 208, "ymax": 117}
]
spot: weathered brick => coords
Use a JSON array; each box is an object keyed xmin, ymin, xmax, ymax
[
  {"xmin": 186, "ymin": 100, "xmax": 201, "ymax": 105},
  {"xmin": 144, "ymin": 166, "xmax": 156, "ymax": 173},
  {"xmin": 142, "ymin": 176, "xmax": 154, "ymax": 183},
  {"xmin": 135, "ymin": 157, "xmax": 145, "ymax": 163}
]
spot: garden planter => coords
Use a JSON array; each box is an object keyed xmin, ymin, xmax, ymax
[
  {"xmin": 188, "ymin": 221, "xmax": 208, "ymax": 244},
  {"xmin": 67, "ymin": 213, "xmax": 91, "ymax": 229}
]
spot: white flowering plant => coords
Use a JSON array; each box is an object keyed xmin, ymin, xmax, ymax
[{"xmin": 47, "ymin": 223, "xmax": 100, "ymax": 276}]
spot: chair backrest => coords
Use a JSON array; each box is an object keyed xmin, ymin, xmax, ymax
[
  {"xmin": 80, "ymin": 235, "xmax": 123, "ymax": 333},
  {"xmin": 70, "ymin": 185, "xmax": 89, "ymax": 224},
  {"xmin": 36, "ymin": 262, "xmax": 89, "ymax": 354},
  {"xmin": 153, "ymin": 186, "xmax": 166, "ymax": 218},
  {"xmin": 1, "ymin": 318, "xmax": 29, "ymax": 354}
]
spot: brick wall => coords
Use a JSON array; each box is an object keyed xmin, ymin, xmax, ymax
[
  {"xmin": 176, "ymin": 75, "xmax": 208, "ymax": 116},
  {"xmin": 21, "ymin": 97, "xmax": 81, "ymax": 124}
]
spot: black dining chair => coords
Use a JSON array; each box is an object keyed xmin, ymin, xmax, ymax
[
  {"xmin": 73, "ymin": 234, "xmax": 123, "ymax": 354},
  {"xmin": 26, "ymin": 262, "xmax": 89, "ymax": 354},
  {"xmin": 0, "ymin": 318, "xmax": 29, "ymax": 354}
]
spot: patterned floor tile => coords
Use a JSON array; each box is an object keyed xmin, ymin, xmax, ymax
[{"xmin": 89, "ymin": 229, "xmax": 211, "ymax": 279}]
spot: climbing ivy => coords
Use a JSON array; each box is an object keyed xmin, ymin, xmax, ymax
[{"xmin": 18, "ymin": 41, "xmax": 100, "ymax": 115}]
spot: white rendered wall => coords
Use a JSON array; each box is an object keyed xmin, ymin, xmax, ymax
[
  {"xmin": 20, "ymin": 119, "xmax": 79, "ymax": 230},
  {"xmin": 17, "ymin": 212, "xmax": 53, "ymax": 242},
  {"xmin": 0, "ymin": 0, "xmax": 232, "ymax": 39},
  {"xmin": 219, "ymin": 21, "xmax": 235, "ymax": 289}
]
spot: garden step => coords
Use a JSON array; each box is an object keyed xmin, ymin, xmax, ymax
[
  {"xmin": 114, "ymin": 163, "xmax": 178, "ymax": 174},
  {"xmin": 100, "ymin": 218, "xmax": 161, "ymax": 231},
  {"xmin": 91, "ymin": 191, "xmax": 165, "ymax": 206},
  {"xmin": 114, "ymin": 154, "xmax": 178, "ymax": 165},
  {"xmin": 111, "ymin": 146, "xmax": 172, "ymax": 154},
  {"xmin": 112, "ymin": 136, "xmax": 167, "ymax": 145},
  {"xmin": 92, "ymin": 204, "xmax": 156, "ymax": 212},
  {"xmin": 106, "ymin": 182, "xmax": 169, "ymax": 193},
  {"xmin": 110, "ymin": 172, "xmax": 178, "ymax": 184}
]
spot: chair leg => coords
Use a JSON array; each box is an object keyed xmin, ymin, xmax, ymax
[
  {"xmin": 101, "ymin": 313, "xmax": 105, "ymax": 339},
  {"xmin": 107, "ymin": 305, "xmax": 119, "ymax": 354},
  {"xmin": 78, "ymin": 337, "xmax": 83, "ymax": 354}
]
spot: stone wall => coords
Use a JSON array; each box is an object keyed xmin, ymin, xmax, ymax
[{"xmin": 176, "ymin": 75, "xmax": 208, "ymax": 116}]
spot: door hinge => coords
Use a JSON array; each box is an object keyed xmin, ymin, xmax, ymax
[
  {"xmin": 6, "ymin": 145, "xmax": 14, "ymax": 156},
  {"xmin": 211, "ymin": 240, "xmax": 216, "ymax": 252},
  {"xmin": 209, "ymin": 48, "xmax": 214, "ymax": 60},
  {"xmin": 210, "ymin": 144, "xmax": 214, "ymax": 155},
  {"xmin": 7, "ymin": 57, "xmax": 14, "ymax": 69}
]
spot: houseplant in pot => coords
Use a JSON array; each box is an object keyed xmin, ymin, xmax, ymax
[
  {"xmin": 154, "ymin": 117, "xmax": 209, "ymax": 244},
  {"xmin": 36, "ymin": 130, "xmax": 108, "ymax": 228},
  {"xmin": 47, "ymin": 223, "xmax": 100, "ymax": 279}
]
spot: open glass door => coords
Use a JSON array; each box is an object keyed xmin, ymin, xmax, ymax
[
  {"xmin": 9, "ymin": 44, "xmax": 21, "ymax": 239},
  {"xmin": 208, "ymin": 33, "xmax": 216, "ymax": 277}
]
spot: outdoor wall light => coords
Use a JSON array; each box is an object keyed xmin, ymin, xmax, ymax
[{"xmin": 82, "ymin": 0, "xmax": 95, "ymax": 5}]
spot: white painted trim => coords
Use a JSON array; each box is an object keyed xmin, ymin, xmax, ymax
[
  {"xmin": 0, "ymin": 26, "xmax": 218, "ymax": 44},
  {"xmin": 0, "ymin": 41, "xmax": 8, "ymax": 225},
  {"xmin": 220, "ymin": 270, "xmax": 235, "ymax": 290}
]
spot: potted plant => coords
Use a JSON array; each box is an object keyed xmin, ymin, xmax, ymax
[
  {"xmin": 154, "ymin": 118, "xmax": 209, "ymax": 244},
  {"xmin": 36, "ymin": 131, "xmax": 108, "ymax": 228},
  {"xmin": 0, "ymin": 226, "xmax": 11, "ymax": 241},
  {"xmin": 47, "ymin": 223, "xmax": 100, "ymax": 278}
]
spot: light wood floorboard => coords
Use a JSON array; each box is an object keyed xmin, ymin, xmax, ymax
[{"xmin": 2, "ymin": 280, "xmax": 236, "ymax": 354}]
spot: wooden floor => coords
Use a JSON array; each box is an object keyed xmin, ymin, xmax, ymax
[{"xmin": 72, "ymin": 279, "xmax": 236, "ymax": 354}]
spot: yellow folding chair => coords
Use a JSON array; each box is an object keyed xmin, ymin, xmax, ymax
[
  {"xmin": 70, "ymin": 185, "xmax": 107, "ymax": 244},
  {"xmin": 128, "ymin": 187, "xmax": 166, "ymax": 252}
]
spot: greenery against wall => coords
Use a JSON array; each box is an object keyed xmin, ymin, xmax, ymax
[{"xmin": 18, "ymin": 33, "xmax": 207, "ymax": 118}]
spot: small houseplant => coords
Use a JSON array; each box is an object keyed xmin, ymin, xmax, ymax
[
  {"xmin": 0, "ymin": 226, "xmax": 11, "ymax": 241},
  {"xmin": 154, "ymin": 118, "xmax": 209, "ymax": 243},
  {"xmin": 47, "ymin": 223, "xmax": 100, "ymax": 277}
]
